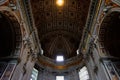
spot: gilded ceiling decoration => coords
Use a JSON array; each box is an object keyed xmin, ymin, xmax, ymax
[
  {"xmin": 30, "ymin": 0, "xmax": 90, "ymax": 59},
  {"xmin": 37, "ymin": 55, "xmax": 83, "ymax": 70}
]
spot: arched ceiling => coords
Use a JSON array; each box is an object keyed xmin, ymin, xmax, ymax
[
  {"xmin": 0, "ymin": 11, "xmax": 22, "ymax": 57},
  {"xmin": 30, "ymin": 0, "xmax": 90, "ymax": 59},
  {"xmin": 99, "ymin": 12, "xmax": 120, "ymax": 57},
  {"xmin": 0, "ymin": 13, "xmax": 16, "ymax": 57}
]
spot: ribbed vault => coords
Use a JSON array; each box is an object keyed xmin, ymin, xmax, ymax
[{"xmin": 30, "ymin": 0, "xmax": 90, "ymax": 59}]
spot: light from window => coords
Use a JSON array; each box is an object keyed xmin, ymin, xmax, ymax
[
  {"xmin": 79, "ymin": 66, "xmax": 90, "ymax": 80},
  {"xmin": 41, "ymin": 49, "xmax": 43, "ymax": 55},
  {"xmin": 56, "ymin": 55, "xmax": 64, "ymax": 62},
  {"xmin": 30, "ymin": 68, "xmax": 38, "ymax": 80},
  {"xmin": 56, "ymin": 76, "xmax": 64, "ymax": 80},
  {"xmin": 77, "ymin": 49, "xmax": 79, "ymax": 55}
]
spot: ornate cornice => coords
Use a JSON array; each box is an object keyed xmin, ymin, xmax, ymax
[
  {"xmin": 19, "ymin": 0, "xmax": 41, "ymax": 53},
  {"xmin": 80, "ymin": 0, "xmax": 101, "ymax": 54},
  {"xmin": 37, "ymin": 55, "xmax": 84, "ymax": 72}
]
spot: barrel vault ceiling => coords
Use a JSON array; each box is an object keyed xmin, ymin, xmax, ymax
[{"xmin": 30, "ymin": 0, "xmax": 90, "ymax": 59}]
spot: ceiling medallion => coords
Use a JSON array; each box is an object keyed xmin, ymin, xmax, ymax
[{"xmin": 56, "ymin": 0, "xmax": 64, "ymax": 6}]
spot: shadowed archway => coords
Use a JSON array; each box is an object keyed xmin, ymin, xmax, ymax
[
  {"xmin": 99, "ymin": 12, "xmax": 120, "ymax": 58},
  {"xmin": 0, "ymin": 12, "xmax": 22, "ymax": 58}
]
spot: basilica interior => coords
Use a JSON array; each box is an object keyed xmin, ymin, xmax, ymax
[{"xmin": 0, "ymin": 0, "xmax": 120, "ymax": 80}]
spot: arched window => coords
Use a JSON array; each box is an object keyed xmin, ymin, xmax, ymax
[
  {"xmin": 78, "ymin": 66, "xmax": 90, "ymax": 80},
  {"xmin": 30, "ymin": 68, "xmax": 38, "ymax": 80},
  {"xmin": 56, "ymin": 76, "xmax": 64, "ymax": 80}
]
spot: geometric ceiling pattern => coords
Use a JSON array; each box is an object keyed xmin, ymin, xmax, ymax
[{"xmin": 30, "ymin": 0, "xmax": 90, "ymax": 59}]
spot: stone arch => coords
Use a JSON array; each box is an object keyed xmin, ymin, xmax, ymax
[
  {"xmin": 0, "ymin": 11, "xmax": 22, "ymax": 58},
  {"xmin": 99, "ymin": 11, "xmax": 120, "ymax": 58}
]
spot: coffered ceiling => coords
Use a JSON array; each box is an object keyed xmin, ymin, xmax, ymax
[{"xmin": 30, "ymin": 0, "xmax": 90, "ymax": 59}]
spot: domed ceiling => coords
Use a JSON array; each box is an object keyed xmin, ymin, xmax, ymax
[{"xmin": 30, "ymin": 0, "xmax": 90, "ymax": 60}]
